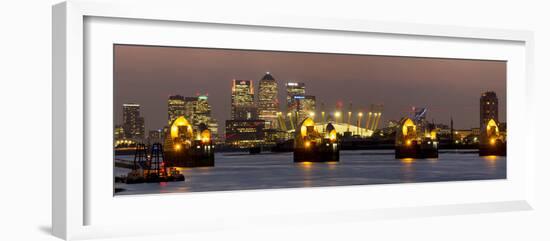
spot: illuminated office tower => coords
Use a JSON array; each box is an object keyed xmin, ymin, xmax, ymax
[
  {"xmin": 194, "ymin": 94, "xmax": 219, "ymax": 139},
  {"xmin": 182, "ymin": 96, "xmax": 198, "ymax": 121},
  {"xmin": 480, "ymin": 91, "xmax": 499, "ymax": 128},
  {"xmin": 285, "ymin": 82, "xmax": 306, "ymax": 109},
  {"xmin": 231, "ymin": 79, "xmax": 257, "ymax": 120},
  {"xmin": 194, "ymin": 94, "xmax": 212, "ymax": 126},
  {"xmin": 114, "ymin": 125, "xmax": 125, "ymax": 140},
  {"xmin": 122, "ymin": 103, "xmax": 145, "ymax": 140},
  {"xmin": 167, "ymin": 95, "xmax": 185, "ymax": 124},
  {"xmin": 480, "ymin": 91, "xmax": 500, "ymax": 145},
  {"xmin": 258, "ymin": 72, "xmax": 279, "ymax": 129},
  {"xmin": 289, "ymin": 95, "xmax": 316, "ymax": 123}
]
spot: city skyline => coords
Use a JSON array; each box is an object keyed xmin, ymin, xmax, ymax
[{"xmin": 114, "ymin": 45, "xmax": 506, "ymax": 133}]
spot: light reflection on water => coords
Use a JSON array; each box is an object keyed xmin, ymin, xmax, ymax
[
  {"xmin": 482, "ymin": 155, "xmax": 502, "ymax": 171},
  {"xmin": 115, "ymin": 150, "xmax": 506, "ymax": 195}
]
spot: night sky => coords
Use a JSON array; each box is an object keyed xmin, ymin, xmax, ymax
[{"xmin": 114, "ymin": 45, "xmax": 506, "ymax": 133}]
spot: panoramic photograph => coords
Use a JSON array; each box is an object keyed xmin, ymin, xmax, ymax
[{"xmin": 113, "ymin": 44, "xmax": 507, "ymax": 195}]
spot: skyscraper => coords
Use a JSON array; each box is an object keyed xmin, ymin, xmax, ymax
[
  {"xmin": 195, "ymin": 94, "xmax": 219, "ymax": 139},
  {"xmin": 122, "ymin": 103, "xmax": 145, "ymax": 140},
  {"xmin": 194, "ymin": 94, "xmax": 212, "ymax": 126},
  {"xmin": 480, "ymin": 91, "xmax": 500, "ymax": 145},
  {"xmin": 169, "ymin": 94, "xmax": 218, "ymax": 139},
  {"xmin": 289, "ymin": 95, "xmax": 316, "ymax": 123},
  {"xmin": 183, "ymin": 96, "xmax": 198, "ymax": 122},
  {"xmin": 168, "ymin": 95, "xmax": 185, "ymax": 124},
  {"xmin": 257, "ymin": 72, "xmax": 279, "ymax": 129},
  {"xmin": 286, "ymin": 82, "xmax": 306, "ymax": 109},
  {"xmin": 480, "ymin": 91, "xmax": 499, "ymax": 128},
  {"xmin": 231, "ymin": 79, "xmax": 257, "ymax": 120}
]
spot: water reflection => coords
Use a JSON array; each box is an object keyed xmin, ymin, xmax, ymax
[
  {"xmin": 427, "ymin": 158, "xmax": 438, "ymax": 164},
  {"xmin": 297, "ymin": 162, "xmax": 314, "ymax": 187},
  {"xmin": 115, "ymin": 150, "xmax": 507, "ymax": 195},
  {"xmin": 483, "ymin": 155, "xmax": 500, "ymax": 173},
  {"xmin": 399, "ymin": 158, "xmax": 416, "ymax": 182},
  {"xmin": 326, "ymin": 161, "xmax": 338, "ymax": 170}
]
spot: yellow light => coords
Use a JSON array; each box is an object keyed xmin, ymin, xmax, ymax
[
  {"xmin": 334, "ymin": 111, "xmax": 341, "ymax": 118},
  {"xmin": 329, "ymin": 129, "xmax": 337, "ymax": 142},
  {"xmin": 486, "ymin": 119, "xmax": 500, "ymax": 136},
  {"xmin": 300, "ymin": 162, "xmax": 313, "ymax": 169},
  {"xmin": 401, "ymin": 158, "xmax": 415, "ymax": 164},
  {"xmin": 358, "ymin": 112, "xmax": 363, "ymax": 117},
  {"xmin": 430, "ymin": 130, "xmax": 437, "ymax": 140},
  {"xmin": 305, "ymin": 141, "xmax": 311, "ymax": 148},
  {"xmin": 406, "ymin": 140, "xmax": 412, "ymax": 146},
  {"xmin": 490, "ymin": 138, "xmax": 496, "ymax": 145},
  {"xmin": 174, "ymin": 144, "xmax": 181, "ymax": 151},
  {"xmin": 287, "ymin": 112, "xmax": 292, "ymax": 117},
  {"xmin": 200, "ymin": 129, "xmax": 211, "ymax": 144},
  {"xmin": 300, "ymin": 117, "xmax": 315, "ymax": 137},
  {"xmin": 401, "ymin": 118, "xmax": 416, "ymax": 136},
  {"xmin": 309, "ymin": 111, "xmax": 315, "ymax": 117},
  {"xmin": 484, "ymin": 155, "xmax": 498, "ymax": 161},
  {"xmin": 170, "ymin": 116, "xmax": 192, "ymax": 139}
]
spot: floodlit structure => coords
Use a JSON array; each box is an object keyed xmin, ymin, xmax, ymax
[
  {"xmin": 479, "ymin": 118, "xmax": 506, "ymax": 156},
  {"xmin": 479, "ymin": 92, "xmax": 506, "ymax": 156},
  {"xmin": 395, "ymin": 117, "xmax": 438, "ymax": 159},
  {"xmin": 365, "ymin": 104, "xmax": 384, "ymax": 133},
  {"xmin": 294, "ymin": 117, "xmax": 340, "ymax": 162},
  {"xmin": 164, "ymin": 116, "xmax": 215, "ymax": 167}
]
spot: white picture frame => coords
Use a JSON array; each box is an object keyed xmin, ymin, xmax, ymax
[{"xmin": 52, "ymin": 0, "xmax": 535, "ymax": 240}]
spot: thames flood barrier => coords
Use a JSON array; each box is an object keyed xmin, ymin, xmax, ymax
[
  {"xmin": 164, "ymin": 117, "xmax": 215, "ymax": 167},
  {"xmin": 479, "ymin": 119, "xmax": 506, "ymax": 156},
  {"xmin": 294, "ymin": 117, "xmax": 340, "ymax": 162},
  {"xmin": 395, "ymin": 117, "xmax": 438, "ymax": 159},
  {"xmin": 479, "ymin": 92, "xmax": 506, "ymax": 156}
]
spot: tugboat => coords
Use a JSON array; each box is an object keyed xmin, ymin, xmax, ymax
[
  {"xmin": 479, "ymin": 119, "xmax": 506, "ymax": 156},
  {"xmin": 164, "ymin": 116, "xmax": 215, "ymax": 167},
  {"xmin": 395, "ymin": 117, "xmax": 438, "ymax": 159},
  {"xmin": 125, "ymin": 143, "xmax": 185, "ymax": 184},
  {"xmin": 294, "ymin": 117, "xmax": 340, "ymax": 162}
]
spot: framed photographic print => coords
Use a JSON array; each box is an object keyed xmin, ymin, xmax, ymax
[
  {"xmin": 113, "ymin": 45, "xmax": 507, "ymax": 195},
  {"xmin": 53, "ymin": 0, "xmax": 535, "ymax": 240}
]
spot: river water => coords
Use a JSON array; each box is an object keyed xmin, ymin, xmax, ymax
[{"xmin": 114, "ymin": 149, "xmax": 506, "ymax": 195}]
